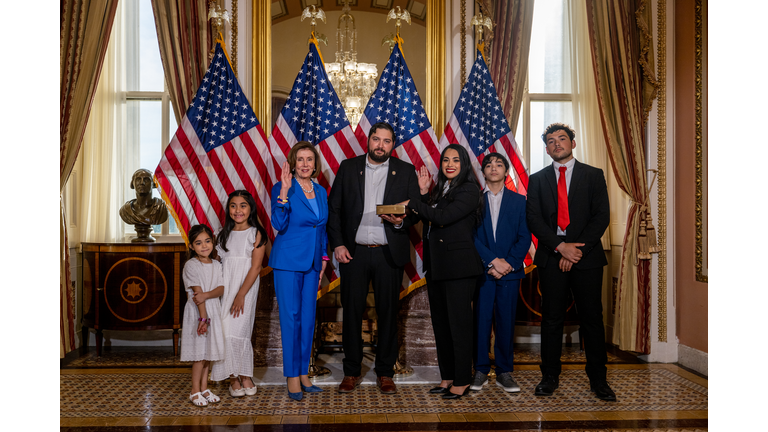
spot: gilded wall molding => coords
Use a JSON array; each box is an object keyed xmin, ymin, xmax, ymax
[
  {"xmin": 460, "ymin": 0, "xmax": 467, "ymax": 87},
  {"xmin": 252, "ymin": 0, "xmax": 271, "ymax": 134},
  {"xmin": 694, "ymin": 0, "xmax": 707, "ymax": 283},
  {"xmin": 656, "ymin": 0, "xmax": 667, "ymax": 342},
  {"xmin": 232, "ymin": 0, "xmax": 238, "ymax": 77},
  {"xmin": 425, "ymin": 0, "xmax": 446, "ymax": 137}
]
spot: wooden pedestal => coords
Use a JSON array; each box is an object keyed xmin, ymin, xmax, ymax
[{"xmin": 81, "ymin": 242, "xmax": 188, "ymax": 356}]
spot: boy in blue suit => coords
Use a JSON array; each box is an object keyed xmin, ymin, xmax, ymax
[{"xmin": 471, "ymin": 153, "xmax": 531, "ymax": 393}]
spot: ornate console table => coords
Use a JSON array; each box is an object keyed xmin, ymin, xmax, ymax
[{"xmin": 81, "ymin": 242, "xmax": 188, "ymax": 356}]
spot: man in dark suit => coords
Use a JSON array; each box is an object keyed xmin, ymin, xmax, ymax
[
  {"xmin": 327, "ymin": 122, "xmax": 420, "ymax": 395},
  {"xmin": 470, "ymin": 153, "xmax": 530, "ymax": 394},
  {"xmin": 526, "ymin": 123, "xmax": 615, "ymax": 401}
]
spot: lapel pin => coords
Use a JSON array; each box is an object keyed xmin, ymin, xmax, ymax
[
  {"xmin": 392, "ymin": 171, "xmax": 396, "ymax": 175},
  {"xmin": 360, "ymin": 171, "xmax": 363, "ymax": 175}
]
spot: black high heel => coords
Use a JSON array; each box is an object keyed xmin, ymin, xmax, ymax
[
  {"xmin": 442, "ymin": 386, "xmax": 470, "ymax": 400},
  {"xmin": 428, "ymin": 384, "xmax": 452, "ymax": 394}
]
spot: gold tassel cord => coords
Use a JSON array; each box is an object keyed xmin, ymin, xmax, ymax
[{"xmin": 635, "ymin": 169, "xmax": 660, "ymax": 262}]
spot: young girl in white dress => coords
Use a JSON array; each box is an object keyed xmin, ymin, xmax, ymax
[
  {"xmin": 181, "ymin": 224, "xmax": 226, "ymax": 407},
  {"xmin": 206, "ymin": 190, "xmax": 267, "ymax": 397}
]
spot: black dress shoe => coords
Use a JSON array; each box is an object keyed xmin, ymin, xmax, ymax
[
  {"xmin": 428, "ymin": 384, "xmax": 452, "ymax": 394},
  {"xmin": 534, "ymin": 375, "xmax": 559, "ymax": 396},
  {"xmin": 442, "ymin": 386, "xmax": 470, "ymax": 400},
  {"xmin": 590, "ymin": 381, "xmax": 617, "ymax": 401}
]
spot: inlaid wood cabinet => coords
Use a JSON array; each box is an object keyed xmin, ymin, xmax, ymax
[{"xmin": 81, "ymin": 242, "xmax": 188, "ymax": 356}]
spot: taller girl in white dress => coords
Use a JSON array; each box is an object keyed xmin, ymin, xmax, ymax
[{"xmin": 206, "ymin": 190, "xmax": 267, "ymax": 397}]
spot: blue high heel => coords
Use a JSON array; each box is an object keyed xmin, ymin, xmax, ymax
[
  {"xmin": 287, "ymin": 379, "xmax": 303, "ymax": 401},
  {"xmin": 301, "ymin": 382, "xmax": 324, "ymax": 393}
]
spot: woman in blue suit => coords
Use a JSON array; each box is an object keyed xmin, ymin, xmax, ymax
[{"xmin": 269, "ymin": 141, "xmax": 329, "ymax": 401}]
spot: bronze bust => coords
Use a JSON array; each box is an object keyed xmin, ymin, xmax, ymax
[{"xmin": 120, "ymin": 168, "xmax": 168, "ymax": 242}]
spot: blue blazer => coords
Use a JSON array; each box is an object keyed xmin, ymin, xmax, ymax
[
  {"xmin": 268, "ymin": 178, "xmax": 329, "ymax": 273},
  {"xmin": 473, "ymin": 188, "xmax": 531, "ymax": 281}
]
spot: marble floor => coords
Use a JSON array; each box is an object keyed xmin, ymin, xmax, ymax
[{"xmin": 60, "ymin": 347, "xmax": 708, "ymax": 431}]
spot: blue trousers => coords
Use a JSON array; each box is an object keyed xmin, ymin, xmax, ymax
[
  {"xmin": 273, "ymin": 268, "xmax": 319, "ymax": 378},
  {"xmin": 473, "ymin": 278, "xmax": 520, "ymax": 374}
]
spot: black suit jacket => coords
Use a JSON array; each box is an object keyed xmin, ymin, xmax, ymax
[
  {"xmin": 526, "ymin": 160, "xmax": 610, "ymax": 270},
  {"xmin": 327, "ymin": 155, "xmax": 421, "ymax": 267},
  {"xmin": 409, "ymin": 182, "xmax": 484, "ymax": 281}
]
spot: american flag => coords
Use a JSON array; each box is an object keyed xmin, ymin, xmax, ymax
[
  {"xmin": 440, "ymin": 50, "xmax": 529, "ymax": 195},
  {"xmin": 354, "ymin": 43, "xmax": 441, "ymax": 298},
  {"xmin": 267, "ymin": 41, "xmax": 360, "ymax": 294},
  {"xmin": 154, "ymin": 43, "xmax": 276, "ymax": 242},
  {"xmin": 439, "ymin": 49, "xmax": 533, "ymax": 262}
]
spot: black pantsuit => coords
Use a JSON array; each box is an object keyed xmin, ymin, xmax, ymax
[
  {"xmin": 427, "ymin": 276, "xmax": 476, "ymax": 386},
  {"xmin": 339, "ymin": 245, "xmax": 403, "ymax": 377},
  {"xmin": 409, "ymin": 182, "xmax": 484, "ymax": 387}
]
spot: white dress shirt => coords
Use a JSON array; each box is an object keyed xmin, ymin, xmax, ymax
[
  {"xmin": 553, "ymin": 158, "xmax": 576, "ymax": 236},
  {"xmin": 354, "ymin": 157, "xmax": 389, "ymax": 245},
  {"xmin": 483, "ymin": 186, "xmax": 504, "ymax": 241}
]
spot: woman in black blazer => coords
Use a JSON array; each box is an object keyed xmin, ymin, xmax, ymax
[{"xmin": 402, "ymin": 144, "xmax": 484, "ymax": 399}]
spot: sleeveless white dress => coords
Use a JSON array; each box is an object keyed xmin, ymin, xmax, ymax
[
  {"xmin": 180, "ymin": 258, "xmax": 225, "ymax": 362},
  {"xmin": 211, "ymin": 227, "xmax": 261, "ymax": 381}
]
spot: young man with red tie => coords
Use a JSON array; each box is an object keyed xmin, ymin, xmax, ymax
[{"xmin": 525, "ymin": 123, "xmax": 615, "ymax": 401}]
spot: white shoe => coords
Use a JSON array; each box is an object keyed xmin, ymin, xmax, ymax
[
  {"xmin": 201, "ymin": 389, "xmax": 220, "ymax": 403},
  {"xmin": 189, "ymin": 392, "xmax": 208, "ymax": 407},
  {"xmin": 242, "ymin": 377, "xmax": 257, "ymax": 396},
  {"xmin": 229, "ymin": 385, "xmax": 246, "ymax": 397}
]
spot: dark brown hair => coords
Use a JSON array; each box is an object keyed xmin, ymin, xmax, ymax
[
  {"xmin": 541, "ymin": 122, "xmax": 576, "ymax": 144},
  {"xmin": 217, "ymin": 190, "xmax": 268, "ymax": 252},
  {"xmin": 187, "ymin": 224, "xmax": 219, "ymax": 261}
]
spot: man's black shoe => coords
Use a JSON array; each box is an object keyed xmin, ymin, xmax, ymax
[
  {"xmin": 590, "ymin": 381, "xmax": 617, "ymax": 402},
  {"xmin": 534, "ymin": 375, "xmax": 559, "ymax": 396}
]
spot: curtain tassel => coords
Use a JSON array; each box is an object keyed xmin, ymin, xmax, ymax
[
  {"xmin": 645, "ymin": 212, "xmax": 659, "ymax": 253},
  {"xmin": 637, "ymin": 206, "xmax": 651, "ymax": 260}
]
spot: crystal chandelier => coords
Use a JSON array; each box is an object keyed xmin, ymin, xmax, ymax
[{"xmin": 324, "ymin": 1, "xmax": 378, "ymax": 129}]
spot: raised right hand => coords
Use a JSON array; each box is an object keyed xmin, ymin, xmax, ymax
[
  {"xmin": 280, "ymin": 162, "xmax": 292, "ymax": 197},
  {"xmin": 334, "ymin": 245, "xmax": 353, "ymax": 264},
  {"xmin": 417, "ymin": 166, "xmax": 432, "ymax": 194}
]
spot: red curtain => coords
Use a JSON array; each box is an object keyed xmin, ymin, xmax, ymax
[
  {"xmin": 489, "ymin": 0, "xmax": 535, "ymax": 134},
  {"xmin": 60, "ymin": 0, "xmax": 119, "ymax": 356},
  {"xmin": 151, "ymin": 0, "xmax": 213, "ymax": 123},
  {"xmin": 586, "ymin": 0, "xmax": 657, "ymax": 354}
]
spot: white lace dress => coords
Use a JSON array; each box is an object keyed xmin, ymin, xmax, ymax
[
  {"xmin": 180, "ymin": 258, "xmax": 225, "ymax": 362},
  {"xmin": 211, "ymin": 227, "xmax": 261, "ymax": 381}
]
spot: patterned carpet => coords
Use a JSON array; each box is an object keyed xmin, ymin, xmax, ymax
[{"xmin": 60, "ymin": 368, "xmax": 706, "ymax": 418}]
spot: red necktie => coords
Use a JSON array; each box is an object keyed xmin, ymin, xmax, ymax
[{"xmin": 557, "ymin": 166, "xmax": 570, "ymax": 231}]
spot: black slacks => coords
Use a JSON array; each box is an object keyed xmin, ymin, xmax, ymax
[
  {"xmin": 339, "ymin": 245, "xmax": 402, "ymax": 378},
  {"xmin": 538, "ymin": 258, "xmax": 608, "ymax": 382},
  {"xmin": 427, "ymin": 275, "xmax": 476, "ymax": 387}
]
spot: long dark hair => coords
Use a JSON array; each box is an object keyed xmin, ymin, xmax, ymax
[
  {"xmin": 429, "ymin": 144, "xmax": 483, "ymax": 223},
  {"xmin": 187, "ymin": 224, "xmax": 219, "ymax": 261},
  {"xmin": 217, "ymin": 190, "xmax": 268, "ymax": 252}
]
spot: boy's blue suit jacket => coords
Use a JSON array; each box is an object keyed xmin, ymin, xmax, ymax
[
  {"xmin": 473, "ymin": 187, "xmax": 531, "ymax": 281},
  {"xmin": 268, "ymin": 178, "xmax": 328, "ymax": 273}
]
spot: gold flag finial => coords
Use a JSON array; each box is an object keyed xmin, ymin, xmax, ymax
[
  {"xmin": 383, "ymin": 6, "xmax": 411, "ymax": 53},
  {"xmin": 470, "ymin": 10, "xmax": 493, "ymax": 44},
  {"xmin": 207, "ymin": 1, "xmax": 231, "ymax": 60},
  {"xmin": 301, "ymin": 5, "xmax": 328, "ymax": 46}
]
